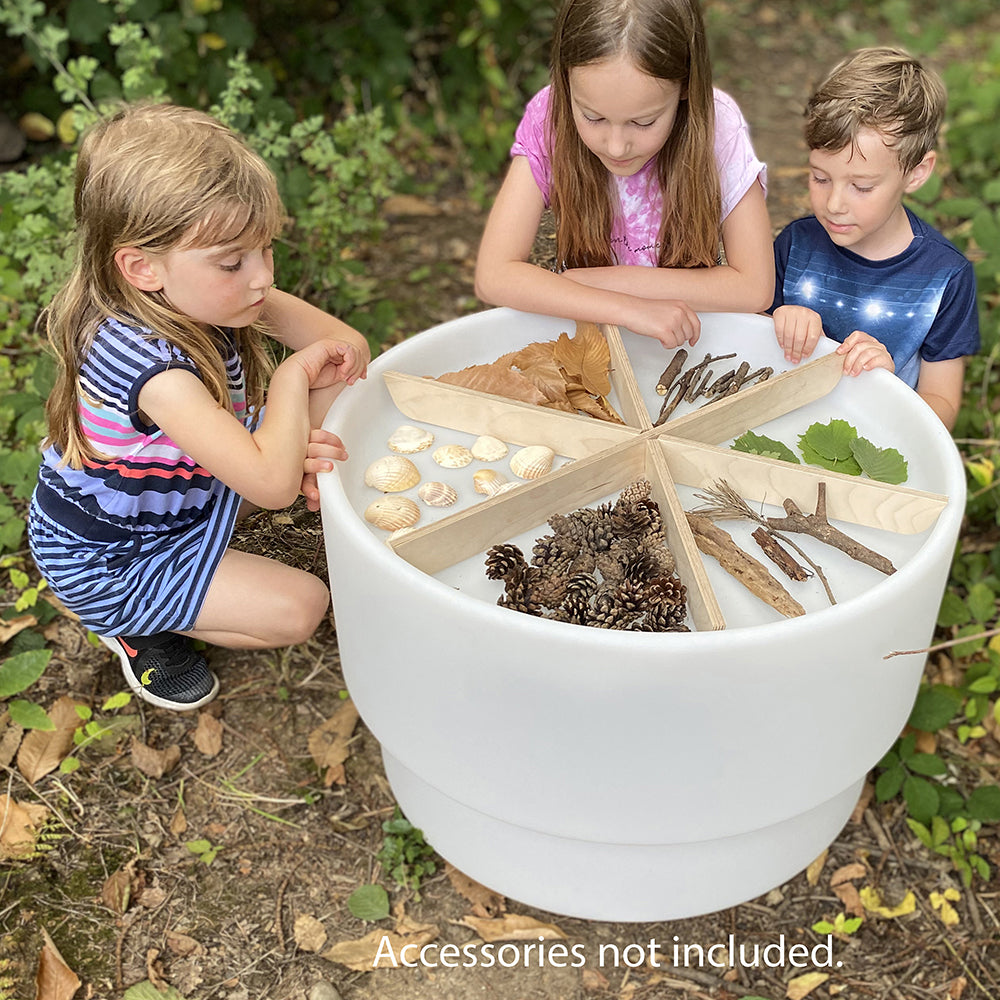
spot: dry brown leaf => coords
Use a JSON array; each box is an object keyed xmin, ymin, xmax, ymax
[
  {"xmin": 0, "ymin": 712, "xmax": 24, "ymax": 769},
  {"xmin": 138, "ymin": 886, "xmax": 167, "ymax": 909},
  {"xmin": 16, "ymin": 695, "xmax": 83, "ymax": 783},
  {"xmin": 458, "ymin": 913, "xmax": 566, "ymax": 942},
  {"xmin": 553, "ymin": 322, "xmax": 611, "ymax": 396},
  {"xmin": 786, "ymin": 971, "xmax": 829, "ymax": 999},
  {"xmin": 101, "ymin": 864, "xmax": 136, "ymax": 915},
  {"xmin": 830, "ymin": 862, "xmax": 867, "ymax": 886},
  {"xmin": 445, "ymin": 863, "xmax": 505, "ymax": 918},
  {"xmin": 850, "ymin": 780, "xmax": 874, "ymax": 823},
  {"xmin": 805, "ymin": 848, "xmax": 828, "ymax": 886},
  {"xmin": 193, "ymin": 712, "xmax": 224, "ymax": 757},
  {"xmin": 582, "ymin": 968, "xmax": 611, "ymax": 991},
  {"xmin": 323, "ymin": 925, "xmax": 439, "ymax": 972},
  {"xmin": 0, "ymin": 612, "xmax": 36, "ymax": 644},
  {"xmin": 948, "ymin": 976, "xmax": 968, "ymax": 998},
  {"xmin": 170, "ymin": 806, "xmax": 187, "ymax": 837},
  {"xmin": 293, "ymin": 914, "xmax": 328, "ymax": 953},
  {"xmin": 36, "ymin": 926, "xmax": 81, "ymax": 1000},
  {"xmin": 165, "ymin": 929, "xmax": 204, "ymax": 957},
  {"xmin": 833, "ymin": 881, "xmax": 864, "ymax": 919},
  {"xmin": 130, "ymin": 737, "xmax": 181, "ymax": 778},
  {"xmin": 436, "ymin": 364, "xmax": 549, "ymax": 405},
  {"xmin": 0, "ymin": 794, "xmax": 49, "ymax": 859},
  {"xmin": 308, "ymin": 699, "xmax": 360, "ymax": 787}
]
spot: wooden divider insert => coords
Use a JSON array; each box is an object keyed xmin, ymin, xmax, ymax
[{"xmin": 380, "ymin": 324, "xmax": 948, "ymax": 630}]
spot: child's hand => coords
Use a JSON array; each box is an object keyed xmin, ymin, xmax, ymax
[
  {"xmin": 290, "ymin": 339, "xmax": 368, "ymax": 389},
  {"xmin": 836, "ymin": 330, "xmax": 895, "ymax": 377},
  {"xmin": 300, "ymin": 428, "xmax": 347, "ymax": 511},
  {"xmin": 626, "ymin": 299, "xmax": 701, "ymax": 348},
  {"xmin": 773, "ymin": 305, "xmax": 823, "ymax": 364}
]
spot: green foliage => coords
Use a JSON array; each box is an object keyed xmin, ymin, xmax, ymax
[
  {"xmin": 811, "ymin": 913, "xmax": 862, "ymax": 936},
  {"xmin": 376, "ymin": 807, "xmax": 437, "ymax": 897},
  {"xmin": 348, "ymin": 883, "xmax": 391, "ymax": 921},
  {"xmin": 731, "ymin": 430, "xmax": 799, "ymax": 463}
]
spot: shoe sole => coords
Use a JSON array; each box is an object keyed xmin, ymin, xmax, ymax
[{"xmin": 99, "ymin": 635, "xmax": 220, "ymax": 711}]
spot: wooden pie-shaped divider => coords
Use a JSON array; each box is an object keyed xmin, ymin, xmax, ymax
[{"xmin": 382, "ymin": 322, "xmax": 948, "ymax": 632}]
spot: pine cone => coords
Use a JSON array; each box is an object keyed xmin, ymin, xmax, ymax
[
  {"xmin": 485, "ymin": 542, "xmax": 527, "ymax": 581},
  {"xmin": 498, "ymin": 564, "xmax": 542, "ymax": 616}
]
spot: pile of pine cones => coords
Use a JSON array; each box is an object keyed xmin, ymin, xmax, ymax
[{"xmin": 484, "ymin": 479, "xmax": 689, "ymax": 631}]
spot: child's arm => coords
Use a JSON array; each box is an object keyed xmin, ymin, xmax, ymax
[
  {"xmin": 137, "ymin": 338, "xmax": 355, "ymax": 510},
  {"xmin": 475, "ymin": 157, "xmax": 702, "ymax": 348},
  {"xmin": 772, "ymin": 304, "xmax": 825, "ymax": 364},
  {"xmin": 916, "ymin": 356, "xmax": 965, "ymax": 430},
  {"xmin": 263, "ymin": 288, "xmax": 369, "ymax": 427}
]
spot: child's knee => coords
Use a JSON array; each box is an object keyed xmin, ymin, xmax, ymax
[{"xmin": 279, "ymin": 572, "xmax": 330, "ymax": 645}]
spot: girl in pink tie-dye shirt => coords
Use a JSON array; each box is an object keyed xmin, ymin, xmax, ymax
[{"xmin": 475, "ymin": 0, "xmax": 773, "ymax": 348}]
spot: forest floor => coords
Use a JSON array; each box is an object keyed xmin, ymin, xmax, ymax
[{"xmin": 2, "ymin": 5, "xmax": 999, "ymax": 1000}]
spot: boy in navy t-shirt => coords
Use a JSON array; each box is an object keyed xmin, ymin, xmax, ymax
[{"xmin": 770, "ymin": 47, "xmax": 979, "ymax": 429}]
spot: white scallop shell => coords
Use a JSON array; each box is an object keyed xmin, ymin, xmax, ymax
[
  {"xmin": 470, "ymin": 434, "xmax": 508, "ymax": 462},
  {"xmin": 364, "ymin": 496, "xmax": 420, "ymax": 531},
  {"xmin": 510, "ymin": 444, "xmax": 555, "ymax": 480},
  {"xmin": 364, "ymin": 454, "xmax": 421, "ymax": 493},
  {"xmin": 418, "ymin": 480, "xmax": 458, "ymax": 507},
  {"xmin": 432, "ymin": 444, "xmax": 473, "ymax": 468},
  {"xmin": 387, "ymin": 424, "xmax": 434, "ymax": 454},
  {"xmin": 473, "ymin": 468, "xmax": 507, "ymax": 497}
]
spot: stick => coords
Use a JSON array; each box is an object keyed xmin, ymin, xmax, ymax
[
  {"xmin": 752, "ymin": 526, "xmax": 811, "ymax": 581},
  {"xmin": 655, "ymin": 348, "xmax": 688, "ymax": 396},
  {"xmin": 765, "ymin": 483, "xmax": 897, "ymax": 575},
  {"xmin": 687, "ymin": 514, "xmax": 806, "ymax": 617}
]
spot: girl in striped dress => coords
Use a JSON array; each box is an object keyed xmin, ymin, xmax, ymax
[{"xmin": 28, "ymin": 104, "xmax": 369, "ymax": 711}]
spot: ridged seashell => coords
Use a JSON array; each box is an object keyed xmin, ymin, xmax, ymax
[
  {"xmin": 433, "ymin": 444, "xmax": 473, "ymax": 468},
  {"xmin": 386, "ymin": 526, "xmax": 418, "ymax": 546},
  {"xmin": 364, "ymin": 496, "xmax": 420, "ymax": 531},
  {"xmin": 510, "ymin": 444, "xmax": 555, "ymax": 480},
  {"xmin": 364, "ymin": 454, "xmax": 420, "ymax": 493},
  {"xmin": 473, "ymin": 468, "xmax": 508, "ymax": 497},
  {"xmin": 387, "ymin": 424, "xmax": 434, "ymax": 454},
  {"xmin": 471, "ymin": 434, "xmax": 508, "ymax": 462},
  {"xmin": 418, "ymin": 480, "xmax": 458, "ymax": 507}
]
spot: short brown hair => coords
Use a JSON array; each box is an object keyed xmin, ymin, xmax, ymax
[{"xmin": 804, "ymin": 47, "xmax": 947, "ymax": 172}]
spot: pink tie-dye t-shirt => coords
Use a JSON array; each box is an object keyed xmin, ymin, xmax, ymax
[{"xmin": 511, "ymin": 86, "xmax": 767, "ymax": 267}]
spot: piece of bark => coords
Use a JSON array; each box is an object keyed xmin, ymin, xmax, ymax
[
  {"xmin": 704, "ymin": 369, "xmax": 735, "ymax": 398},
  {"xmin": 765, "ymin": 483, "xmax": 896, "ymax": 575},
  {"xmin": 752, "ymin": 527, "xmax": 811, "ymax": 581},
  {"xmin": 730, "ymin": 360, "xmax": 751, "ymax": 389},
  {"xmin": 655, "ymin": 349, "xmax": 688, "ymax": 396},
  {"xmin": 687, "ymin": 514, "xmax": 806, "ymax": 617}
]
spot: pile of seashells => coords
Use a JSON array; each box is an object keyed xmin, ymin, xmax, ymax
[
  {"xmin": 362, "ymin": 424, "xmax": 559, "ymax": 533},
  {"xmin": 484, "ymin": 479, "xmax": 689, "ymax": 631}
]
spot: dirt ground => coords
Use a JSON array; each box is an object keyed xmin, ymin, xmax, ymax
[{"xmin": 3, "ymin": 6, "xmax": 1000, "ymax": 1000}]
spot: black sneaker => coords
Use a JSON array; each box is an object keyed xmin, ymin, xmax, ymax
[{"xmin": 99, "ymin": 632, "xmax": 219, "ymax": 710}]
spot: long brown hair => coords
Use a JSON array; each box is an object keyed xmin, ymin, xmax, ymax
[
  {"xmin": 43, "ymin": 103, "xmax": 285, "ymax": 468},
  {"xmin": 548, "ymin": 0, "xmax": 721, "ymax": 269}
]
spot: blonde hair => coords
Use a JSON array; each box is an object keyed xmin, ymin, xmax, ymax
[
  {"xmin": 44, "ymin": 103, "xmax": 286, "ymax": 467},
  {"xmin": 548, "ymin": 0, "xmax": 720, "ymax": 269},
  {"xmin": 805, "ymin": 47, "xmax": 947, "ymax": 172}
]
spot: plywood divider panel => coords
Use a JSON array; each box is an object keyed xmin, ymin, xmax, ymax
[
  {"xmin": 602, "ymin": 323, "xmax": 650, "ymax": 430},
  {"xmin": 389, "ymin": 440, "xmax": 649, "ymax": 575},
  {"xmin": 664, "ymin": 352, "xmax": 844, "ymax": 445},
  {"xmin": 383, "ymin": 371, "xmax": 636, "ymax": 459},
  {"xmin": 643, "ymin": 442, "xmax": 726, "ymax": 631},
  {"xmin": 658, "ymin": 437, "xmax": 947, "ymax": 534}
]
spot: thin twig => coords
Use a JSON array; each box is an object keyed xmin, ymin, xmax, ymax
[{"xmin": 884, "ymin": 625, "xmax": 1000, "ymax": 658}]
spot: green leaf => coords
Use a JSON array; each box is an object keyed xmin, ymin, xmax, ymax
[
  {"xmin": 966, "ymin": 581, "xmax": 997, "ymax": 623},
  {"xmin": 966, "ymin": 785, "xmax": 1000, "ymax": 822},
  {"xmin": 348, "ymin": 883, "xmax": 390, "ymax": 921},
  {"xmin": 798, "ymin": 438, "xmax": 863, "ymax": 475},
  {"xmin": 875, "ymin": 765, "xmax": 905, "ymax": 801},
  {"xmin": 968, "ymin": 676, "xmax": 998, "ymax": 694},
  {"xmin": 937, "ymin": 590, "xmax": 971, "ymax": 627},
  {"xmin": 903, "ymin": 774, "xmax": 940, "ymax": 824},
  {"xmin": 811, "ymin": 920, "xmax": 835, "ymax": 934},
  {"xmin": 800, "ymin": 419, "xmax": 858, "ymax": 461},
  {"xmin": 906, "ymin": 817, "xmax": 933, "ymax": 848},
  {"xmin": 906, "ymin": 752, "xmax": 948, "ymax": 776},
  {"xmin": 849, "ymin": 437, "xmax": 908, "ymax": 484},
  {"xmin": 8, "ymin": 699, "xmax": 55, "ymax": 730},
  {"xmin": 731, "ymin": 430, "xmax": 799, "ymax": 463},
  {"xmin": 0, "ymin": 648, "xmax": 52, "ymax": 698},
  {"xmin": 907, "ymin": 685, "xmax": 963, "ymax": 731}
]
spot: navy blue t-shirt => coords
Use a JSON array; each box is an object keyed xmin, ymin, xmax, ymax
[{"xmin": 770, "ymin": 208, "xmax": 979, "ymax": 387}]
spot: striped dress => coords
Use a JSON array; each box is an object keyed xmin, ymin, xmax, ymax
[{"xmin": 28, "ymin": 317, "xmax": 251, "ymax": 637}]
